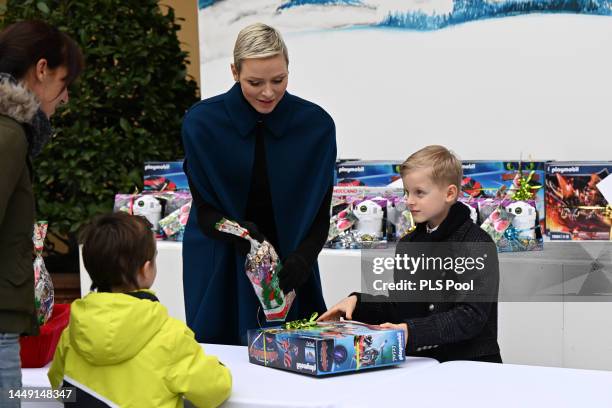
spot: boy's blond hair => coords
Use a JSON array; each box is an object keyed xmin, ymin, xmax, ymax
[
  {"xmin": 400, "ymin": 145, "xmax": 463, "ymax": 190},
  {"xmin": 233, "ymin": 23, "xmax": 289, "ymax": 73}
]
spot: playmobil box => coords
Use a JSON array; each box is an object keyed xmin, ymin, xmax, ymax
[
  {"xmin": 144, "ymin": 161, "xmax": 189, "ymax": 191},
  {"xmin": 113, "ymin": 191, "xmax": 192, "ymax": 239},
  {"xmin": 474, "ymin": 198, "xmax": 543, "ymax": 252},
  {"xmin": 461, "ymin": 161, "xmax": 546, "ymax": 233},
  {"xmin": 247, "ymin": 320, "xmax": 405, "ymax": 376},
  {"xmin": 325, "ymin": 186, "xmax": 409, "ymax": 249},
  {"xmin": 545, "ymin": 162, "xmax": 612, "ymax": 240},
  {"xmin": 335, "ymin": 161, "xmax": 403, "ymax": 187}
]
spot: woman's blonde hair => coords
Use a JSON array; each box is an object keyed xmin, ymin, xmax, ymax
[
  {"xmin": 233, "ymin": 23, "xmax": 289, "ymax": 73},
  {"xmin": 400, "ymin": 145, "xmax": 463, "ymax": 189}
]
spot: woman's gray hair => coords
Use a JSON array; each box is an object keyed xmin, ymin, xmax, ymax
[{"xmin": 233, "ymin": 23, "xmax": 289, "ymax": 73}]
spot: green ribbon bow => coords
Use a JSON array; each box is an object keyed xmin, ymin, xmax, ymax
[{"xmin": 283, "ymin": 312, "xmax": 318, "ymax": 330}]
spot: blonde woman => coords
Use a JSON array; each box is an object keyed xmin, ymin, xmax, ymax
[{"xmin": 182, "ymin": 23, "xmax": 336, "ymax": 345}]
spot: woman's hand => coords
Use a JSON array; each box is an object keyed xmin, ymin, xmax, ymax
[
  {"xmin": 278, "ymin": 253, "xmax": 311, "ymax": 293},
  {"xmin": 317, "ymin": 295, "xmax": 358, "ymax": 321}
]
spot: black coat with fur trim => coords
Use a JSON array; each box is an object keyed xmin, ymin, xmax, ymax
[
  {"xmin": 0, "ymin": 75, "xmax": 39, "ymax": 335},
  {"xmin": 353, "ymin": 202, "xmax": 501, "ymax": 362}
]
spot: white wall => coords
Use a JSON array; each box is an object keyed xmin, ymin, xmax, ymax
[{"xmin": 201, "ymin": 13, "xmax": 612, "ymax": 162}]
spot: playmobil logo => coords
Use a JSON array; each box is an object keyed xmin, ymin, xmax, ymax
[
  {"xmin": 550, "ymin": 166, "xmax": 579, "ymax": 174},
  {"xmin": 462, "ymin": 163, "xmax": 476, "ymax": 170},
  {"xmin": 296, "ymin": 362, "xmax": 316, "ymax": 372},
  {"xmin": 338, "ymin": 166, "xmax": 364, "ymax": 174},
  {"xmin": 145, "ymin": 164, "xmax": 170, "ymax": 171}
]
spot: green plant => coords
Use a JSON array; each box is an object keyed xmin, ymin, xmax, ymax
[{"xmin": 1, "ymin": 0, "xmax": 199, "ymax": 237}]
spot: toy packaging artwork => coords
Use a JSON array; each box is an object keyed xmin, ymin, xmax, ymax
[
  {"xmin": 326, "ymin": 186, "xmax": 410, "ymax": 249},
  {"xmin": 460, "ymin": 197, "xmax": 543, "ymax": 252},
  {"xmin": 159, "ymin": 201, "xmax": 191, "ymax": 241},
  {"xmin": 247, "ymin": 320, "xmax": 406, "ymax": 376},
  {"xmin": 335, "ymin": 160, "xmax": 403, "ymax": 187},
  {"xmin": 113, "ymin": 191, "xmax": 192, "ymax": 239},
  {"xmin": 545, "ymin": 162, "xmax": 612, "ymax": 240},
  {"xmin": 215, "ymin": 218, "xmax": 296, "ymax": 321},
  {"xmin": 144, "ymin": 161, "xmax": 189, "ymax": 191},
  {"xmin": 461, "ymin": 161, "xmax": 546, "ymax": 233}
]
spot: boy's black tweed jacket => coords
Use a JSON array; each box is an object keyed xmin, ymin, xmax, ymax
[{"xmin": 352, "ymin": 201, "xmax": 501, "ymax": 362}]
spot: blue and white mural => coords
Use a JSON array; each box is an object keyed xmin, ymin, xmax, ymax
[{"xmin": 198, "ymin": 1, "xmax": 612, "ymax": 161}]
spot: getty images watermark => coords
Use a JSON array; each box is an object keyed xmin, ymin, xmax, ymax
[
  {"xmin": 361, "ymin": 241, "xmax": 612, "ymax": 302},
  {"xmin": 361, "ymin": 242, "xmax": 499, "ymax": 303}
]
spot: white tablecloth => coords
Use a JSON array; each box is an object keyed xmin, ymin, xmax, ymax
[
  {"xmin": 202, "ymin": 343, "xmax": 439, "ymax": 408},
  {"xmin": 390, "ymin": 360, "xmax": 612, "ymax": 408},
  {"xmin": 21, "ymin": 345, "xmax": 612, "ymax": 407}
]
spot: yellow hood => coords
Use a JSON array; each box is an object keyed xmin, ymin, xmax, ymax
[{"xmin": 68, "ymin": 291, "xmax": 167, "ymax": 366}]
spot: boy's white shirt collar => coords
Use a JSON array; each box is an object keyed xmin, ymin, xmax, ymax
[{"xmin": 426, "ymin": 224, "xmax": 439, "ymax": 234}]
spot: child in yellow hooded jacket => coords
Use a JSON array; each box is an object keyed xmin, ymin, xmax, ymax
[{"xmin": 48, "ymin": 213, "xmax": 231, "ymax": 408}]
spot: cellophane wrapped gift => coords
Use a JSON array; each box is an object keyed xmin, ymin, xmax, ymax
[
  {"xmin": 33, "ymin": 221, "xmax": 53, "ymax": 325},
  {"xmin": 478, "ymin": 198, "xmax": 543, "ymax": 252},
  {"xmin": 159, "ymin": 201, "xmax": 192, "ymax": 241},
  {"xmin": 215, "ymin": 218, "xmax": 295, "ymax": 321},
  {"xmin": 247, "ymin": 317, "xmax": 406, "ymax": 376}
]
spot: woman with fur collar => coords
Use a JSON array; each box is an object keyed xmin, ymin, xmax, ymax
[{"xmin": 0, "ymin": 20, "xmax": 82, "ymax": 404}]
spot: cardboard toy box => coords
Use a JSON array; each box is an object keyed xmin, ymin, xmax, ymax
[
  {"xmin": 335, "ymin": 161, "xmax": 403, "ymax": 187},
  {"xmin": 247, "ymin": 320, "xmax": 405, "ymax": 376},
  {"xmin": 144, "ymin": 161, "xmax": 189, "ymax": 191},
  {"xmin": 461, "ymin": 160, "xmax": 546, "ymax": 233},
  {"xmin": 469, "ymin": 198, "xmax": 543, "ymax": 252},
  {"xmin": 325, "ymin": 186, "xmax": 408, "ymax": 249},
  {"xmin": 545, "ymin": 162, "xmax": 612, "ymax": 240}
]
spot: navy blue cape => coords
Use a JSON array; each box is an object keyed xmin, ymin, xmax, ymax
[{"xmin": 182, "ymin": 82, "xmax": 336, "ymax": 345}]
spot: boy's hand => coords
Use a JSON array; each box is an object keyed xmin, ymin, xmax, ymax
[
  {"xmin": 317, "ymin": 295, "xmax": 358, "ymax": 321},
  {"xmin": 380, "ymin": 322, "xmax": 409, "ymax": 344}
]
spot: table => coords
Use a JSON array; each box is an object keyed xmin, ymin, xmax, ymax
[
  {"xmin": 80, "ymin": 242, "xmax": 612, "ymax": 370},
  {"xmin": 203, "ymin": 344, "xmax": 438, "ymax": 408},
  {"xmin": 383, "ymin": 360, "xmax": 612, "ymax": 408},
  {"xmin": 23, "ymin": 345, "xmax": 612, "ymax": 407}
]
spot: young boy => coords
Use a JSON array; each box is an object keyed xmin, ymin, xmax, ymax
[
  {"xmin": 48, "ymin": 212, "xmax": 232, "ymax": 407},
  {"xmin": 320, "ymin": 145, "xmax": 502, "ymax": 363}
]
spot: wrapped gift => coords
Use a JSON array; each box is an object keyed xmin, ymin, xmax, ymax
[
  {"xmin": 215, "ymin": 218, "xmax": 295, "ymax": 321},
  {"xmin": 478, "ymin": 199, "xmax": 543, "ymax": 252},
  {"xmin": 545, "ymin": 162, "xmax": 612, "ymax": 240},
  {"xmin": 20, "ymin": 303, "xmax": 70, "ymax": 368},
  {"xmin": 33, "ymin": 221, "xmax": 54, "ymax": 325},
  {"xmin": 247, "ymin": 316, "xmax": 406, "ymax": 376},
  {"xmin": 462, "ymin": 160, "xmax": 546, "ymax": 233}
]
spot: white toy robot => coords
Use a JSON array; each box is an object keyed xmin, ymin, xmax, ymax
[
  {"xmin": 504, "ymin": 201, "xmax": 536, "ymax": 240},
  {"xmin": 353, "ymin": 200, "xmax": 384, "ymax": 240},
  {"xmin": 133, "ymin": 195, "xmax": 163, "ymax": 232}
]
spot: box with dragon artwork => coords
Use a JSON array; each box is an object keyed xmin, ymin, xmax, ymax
[
  {"xmin": 247, "ymin": 319, "xmax": 405, "ymax": 376},
  {"xmin": 545, "ymin": 162, "xmax": 612, "ymax": 240}
]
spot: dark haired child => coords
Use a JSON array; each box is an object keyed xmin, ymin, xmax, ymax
[{"xmin": 48, "ymin": 212, "xmax": 232, "ymax": 407}]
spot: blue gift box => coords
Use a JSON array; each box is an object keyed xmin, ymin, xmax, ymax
[{"xmin": 247, "ymin": 320, "xmax": 405, "ymax": 376}]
